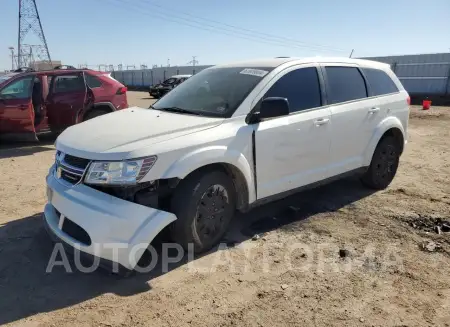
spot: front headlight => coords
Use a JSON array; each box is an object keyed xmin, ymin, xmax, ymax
[{"xmin": 84, "ymin": 156, "xmax": 157, "ymax": 185}]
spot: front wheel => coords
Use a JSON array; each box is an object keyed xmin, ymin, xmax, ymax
[
  {"xmin": 170, "ymin": 170, "xmax": 236, "ymax": 253},
  {"xmin": 361, "ymin": 136, "xmax": 400, "ymax": 190}
]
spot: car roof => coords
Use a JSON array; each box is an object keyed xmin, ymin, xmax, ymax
[{"xmin": 213, "ymin": 57, "xmax": 390, "ymax": 70}]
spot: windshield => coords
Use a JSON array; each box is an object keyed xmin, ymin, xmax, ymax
[
  {"xmin": 0, "ymin": 75, "xmax": 14, "ymax": 83},
  {"xmin": 152, "ymin": 67, "xmax": 273, "ymax": 118}
]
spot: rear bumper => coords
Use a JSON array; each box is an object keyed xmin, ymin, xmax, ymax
[{"xmin": 44, "ymin": 167, "xmax": 177, "ymax": 270}]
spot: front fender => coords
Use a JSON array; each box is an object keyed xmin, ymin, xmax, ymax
[
  {"xmin": 363, "ymin": 116, "xmax": 406, "ymax": 166},
  {"xmin": 162, "ymin": 146, "xmax": 256, "ymax": 203}
]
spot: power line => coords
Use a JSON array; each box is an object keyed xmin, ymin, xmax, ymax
[
  {"xmin": 141, "ymin": 0, "xmax": 347, "ymax": 52},
  {"xmin": 95, "ymin": 0, "xmax": 348, "ymax": 54}
]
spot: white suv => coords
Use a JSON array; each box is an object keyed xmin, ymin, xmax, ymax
[{"xmin": 44, "ymin": 57, "xmax": 409, "ymax": 273}]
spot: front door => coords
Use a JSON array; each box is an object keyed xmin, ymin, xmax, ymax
[
  {"xmin": 254, "ymin": 65, "xmax": 332, "ymax": 199},
  {"xmin": 0, "ymin": 75, "xmax": 36, "ymax": 139},
  {"xmin": 33, "ymin": 75, "xmax": 50, "ymax": 132},
  {"xmin": 46, "ymin": 72, "xmax": 87, "ymax": 131}
]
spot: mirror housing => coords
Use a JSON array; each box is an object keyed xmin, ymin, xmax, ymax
[
  {"xmin": 246, "ymin": 97, "xmax": 290, "ymax": 124},
  {"xmin": 259, "ymin": 97, "xmax": 290, "ymax": 119}
]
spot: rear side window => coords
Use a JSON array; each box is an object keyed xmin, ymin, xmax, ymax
[
  {"xmin": 363, "ymin": 68, "xmax": 398, "ymax": 96},
  {"xmin": 85, "ymin": 74, "xmax": 103, "ymax": 88},
  {"xmin": 264, "ymin": 67, "xmax": 322, "ymax": 113},
  {"xmin": 54, "ymin": 75, "xmax": 85, "ymax": 93},
  {"xmin": 325, "ymin": 67, "xmax": 367, "ymax": 104}
]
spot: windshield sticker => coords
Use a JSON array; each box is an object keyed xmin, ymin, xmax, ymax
[{"xmin": 239, "ymin": 68, "xmax": 269, "ymax": 77}]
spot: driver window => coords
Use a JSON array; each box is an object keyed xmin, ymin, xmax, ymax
[
  {"xmin": 0, "ymin": 77, "xmax": 34, "ymax": 99},
  {"xmin": 263, "ymin": 67, "xmax": 322, "ymax": 113}
]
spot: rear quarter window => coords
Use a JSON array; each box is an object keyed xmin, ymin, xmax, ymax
[
  {"xmin": 85, "ymin": 74, "xmax": 103, "ymax": 88},
  {"xmin": 363, "ymin": 68, "xmax": 399, "ymax": 96}
]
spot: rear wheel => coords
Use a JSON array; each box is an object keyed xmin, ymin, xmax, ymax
[
  {"xmin": 361, "ymin": 136, "xmax": 400, "ymax": 189},
  {"xmin": 83, "ymin": 109, "xmax": 110, "ymax": 121},
  {"xmin": 170, "ymin": 170, "xmax": 236, "ymax": 253}
]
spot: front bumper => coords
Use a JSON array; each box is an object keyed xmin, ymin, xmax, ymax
[{"xmin": 44, "ymin": 167, "xmax": 177, "ymax": 270}]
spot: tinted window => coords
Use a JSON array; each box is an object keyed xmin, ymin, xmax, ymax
[
  {"xmin": 54, "ymin": 75, "xmax": 85, "ymax": 93},
  {"xmin": 325, "ymin": 67, "xmax": 367, "ymax": 104},
  {"xmin": 0, "ymin": 77, "xmax": 33, "ymax": 99},
  {"xmin": 264, "ymin": 67, "xmax": 321, "ymax": 112},
  {"xmin": 363, "ymin": 68, "xmax": 398, "ymax": 96},
  {"xmin": 85, "ymin": 74, "xmax": 103, "ymax": 88}
]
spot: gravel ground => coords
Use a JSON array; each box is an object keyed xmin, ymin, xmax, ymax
[{"xmin": 0, "ymin": 92, "xmax": 449, "ymax": 327}]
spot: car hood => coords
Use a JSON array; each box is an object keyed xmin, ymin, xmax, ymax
[{"xmin": 56, "ymin": 107, "xmax": 224, "ymax": 160}]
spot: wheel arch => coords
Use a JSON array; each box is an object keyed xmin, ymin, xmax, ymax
[
  {"xmin": 160, "ymin": 146, "xmax": 255, "ymax": 209},
  {"xmin": 363, "ymin": 116, "xmax": 406, "ymax": 166},
  {"xmin": 81, "ymin": 102, "xmax": 115, "ymax": 121}
]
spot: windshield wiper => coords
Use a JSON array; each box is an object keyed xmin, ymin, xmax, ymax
[{"xmin": 154, "ymin": 107, "xmax": 201, "ymax": 116}]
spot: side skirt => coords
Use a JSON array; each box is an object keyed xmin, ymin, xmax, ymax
[{"xmin": 246, "ymin": 167, "xmax": 368, "ymax": 211}]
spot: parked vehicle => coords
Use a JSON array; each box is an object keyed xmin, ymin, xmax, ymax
[
  {"xmin": 149, "ymin": 74, "xmax": 191, "ymax": 98},
  {"xmin": 0, "ymin": 67, "xmax": 128, "ymax": 141},
  {"xmin": 44, "ymin": 57, "xmax": 409, "ymax": 274}
]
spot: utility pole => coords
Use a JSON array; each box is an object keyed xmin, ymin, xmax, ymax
[
  {"xmin": 18, "ymin": 0, "xmax": 52, "ymax": 68},
  {"xmin": 8, "ymin": 47, "xmax": 15, "ymax": 70},
  {"xmin": 167, "ymin": 59, "xmax": 170, "ymax": 67}
]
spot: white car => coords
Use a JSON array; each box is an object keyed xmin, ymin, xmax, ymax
[{"xmin": 44, "ymin": 57, "xmax": 409, "ymax": 273}]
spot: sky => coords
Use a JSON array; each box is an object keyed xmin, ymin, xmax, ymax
[{"xmin": 1, "ymin": 0, "xmax": 449, "ymax": 71}]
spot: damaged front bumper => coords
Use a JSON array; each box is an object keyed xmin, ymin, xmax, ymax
[{"xmin": 44, "ymin": 167, "xmax": 177, "ymax": 271}]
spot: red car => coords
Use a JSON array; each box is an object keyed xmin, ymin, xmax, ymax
[{"xmin": 0, "ymin": 67, "xmax": 128, "ymax": 141}]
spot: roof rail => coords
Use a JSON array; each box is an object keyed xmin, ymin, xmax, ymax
[
  {"xmin": 54, "ymin": 65, "xmax": 77, "ymax": 70},
  {"xmin": 14, "ymin": 67, "xmax": 35, "ymax": 73}
]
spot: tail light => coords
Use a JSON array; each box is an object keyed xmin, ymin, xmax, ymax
[
  {"xmin": 406, "ymin": 96, "xmax": 411, "ymax": 105},
  {"xmin": 116, "ymin": 87, "xmax": 127, "ymax": 95}
]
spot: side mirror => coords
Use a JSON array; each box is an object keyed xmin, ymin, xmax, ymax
[{"xmin": 259, "ymin": 97, "xmax": 290, "ymax": 119}]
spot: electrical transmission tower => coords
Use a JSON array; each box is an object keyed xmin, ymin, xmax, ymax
[
  {"xmin": 18, "ymin": 0, "xmax": 52, "ymax": 68},
  {"xmin": 187, "ymin": 56, "xmax": 199, "ymax": 67}
]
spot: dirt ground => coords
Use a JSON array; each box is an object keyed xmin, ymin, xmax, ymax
[{"xmin": 0, "ymin": 92, "xmax": 449, "ymax": 327}]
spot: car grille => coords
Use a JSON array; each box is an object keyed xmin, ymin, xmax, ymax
[
  {"xmin": 63, "ymin": 154, "xmax": 90, "ymax": 170},
  {"xmin": 55, "ymin": 151, "xmax": 90, "ymax": 185}
]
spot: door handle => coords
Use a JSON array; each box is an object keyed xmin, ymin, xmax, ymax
[
  {"xmin": 369, "ymin": 107, "xmax": 380, "ymax": 113},
  {"xmin": 314, "ymin": 118, "xmax": 330, "ymax": 126},
  {"xmin": 19, "ymin": 105, "xmax": 28, "ymax": 110}
]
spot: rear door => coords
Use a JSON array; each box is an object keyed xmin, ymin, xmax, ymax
[
  {"xmin": 0, "ymin": 75, "xmax": 36, "ymax": 137},
  {"xmin": 46, "ymin": 72, "xmax": 87, "ymax": 130},
  {"xmin": 322, "ymin": 64, "xmax": 383, "ymax": 176}
]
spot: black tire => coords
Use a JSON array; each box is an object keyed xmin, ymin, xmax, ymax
[
  {"xmin": 83, "ymin": 109, "xmax": 109, "ymax": 121},
  {"xmin": 361, "ymin": 136, "xmax": 400, "ymax": 190},
  {"xmin": 170, "ymin": 170, "xmax": 236, "ymax": 253}
]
